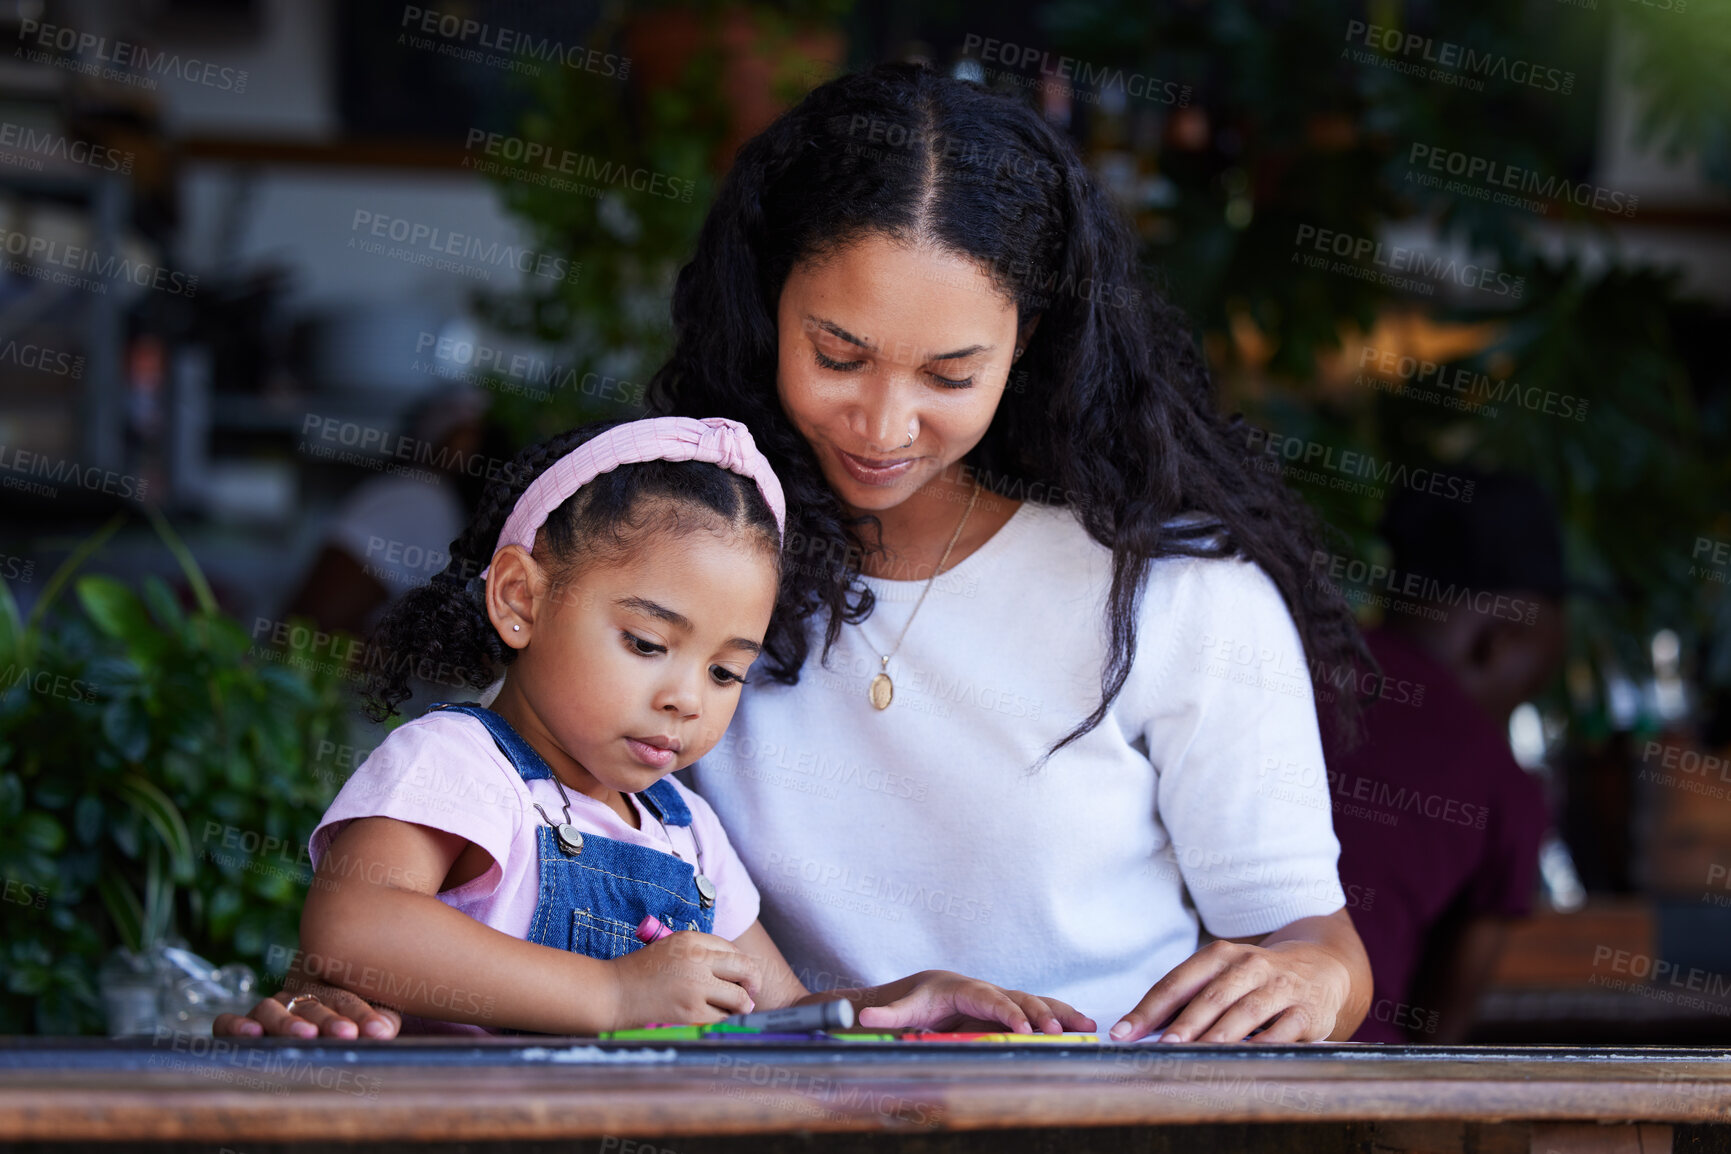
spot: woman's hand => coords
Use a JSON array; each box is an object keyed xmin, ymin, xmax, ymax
[
  {"xmin": 852, "ymin": 971, "xmax": 1097, "ymax": 1034},
  {"xmin": 213, "ymin": 984, "xmax": 403, "ymax": 1040},
  {"xmin": 608, "ymin": 931, "xmax": 760, "ymax": 1030},
  {"xmin": 1109, "ymin": 910, "xmax": 1371, "ymax": 1043}
]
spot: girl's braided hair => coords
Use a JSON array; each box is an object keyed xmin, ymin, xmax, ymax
[{"xmin": 361, "ymin": 419, "xmax": 781, "ymax": 722}]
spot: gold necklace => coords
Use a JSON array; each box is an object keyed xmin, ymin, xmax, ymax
[{"xmin": 864, "ymin": 479, "xmax": 981, "ymax": 710}]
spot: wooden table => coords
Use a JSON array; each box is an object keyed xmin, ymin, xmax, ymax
[{"xmin": 2, "ymin": 1035, "xmax": 1729, "ymax": 1152}]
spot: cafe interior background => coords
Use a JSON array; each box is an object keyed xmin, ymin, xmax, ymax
[{"xmin": 0, "ymin": 0, "xmax": 1726, "ymax": 1043}]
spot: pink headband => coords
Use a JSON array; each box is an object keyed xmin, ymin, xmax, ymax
[{"xmin": 480, "ymin": 416, "xmax": 786, "ymax": 578}]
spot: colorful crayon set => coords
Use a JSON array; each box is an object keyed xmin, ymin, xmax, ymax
[
  {"xmin": 608, "ymin": 917, "xmax": 1105, "ymax": 1042},
  {"xmin": 600, "ymin": 1024, "xmax": 1104, "ymax": 1042}
]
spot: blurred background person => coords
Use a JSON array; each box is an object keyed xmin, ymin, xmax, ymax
[{"xmin": 1322, "ymin": 473, "xmax": 1569, "ymax": 1043}]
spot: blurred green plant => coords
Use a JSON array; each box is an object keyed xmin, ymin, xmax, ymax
[
  {"xmin": 471, "ymin": 1, "xmax": 847, "ymax": 445},
  {"xmin": 1624, "ymin": 1, "xmax": 1731, "ymax": 187},
  {"xmin": 1037, "ymin": 0, "xmax": 1731, "ymax": 735},
  {"xmin": 633, "ymin": 0, "xmax": 853, "ymax": 18},
  {"xmin": 467, "ymin": 10, "xmax": 729, "ymax": 445},
  {"xmin": 0, "ymin": 512, "xmax": 348, "ymax": 1033}
]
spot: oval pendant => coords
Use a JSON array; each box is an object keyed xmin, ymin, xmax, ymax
[
  {"xmin": 869, "ymin": 672, "xmax": 894, "ymax": 710},
  {"xmin": 695, "ymin": 873, "xmax": 717, "ymax": 909},
  {"xmin": 555, "ymin": 825, "xmax": 584, "ymax": 854}
]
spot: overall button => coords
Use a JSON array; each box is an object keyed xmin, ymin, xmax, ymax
[{"xmin": 555, "ymin": 825, "xmax": 584, "ymax": 854}]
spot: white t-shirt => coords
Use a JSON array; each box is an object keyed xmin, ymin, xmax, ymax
[{"xmin": 684, "ymin": 500, "xmax": 1344, "ymax": 1029}]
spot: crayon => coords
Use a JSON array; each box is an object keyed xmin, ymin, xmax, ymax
[
  {"xmin": 637, "ymin": 915, "xmax": 671, "ymax": 943},
  {"xmin": 719, "ymin": 998, "xmax": 855, "ymax": 1032},
  {"xmin": 903, "ymin": 1032, "xmax": 1102, "ymax": 1043},
  {"xmin": 602, "ymin": 1025, "xmax": 706, "ymax": 1040}
]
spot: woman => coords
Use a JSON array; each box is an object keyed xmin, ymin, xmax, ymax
[{"xmin": 222, "ymin": 61, "xmax": 1372, "ymax": 1044}]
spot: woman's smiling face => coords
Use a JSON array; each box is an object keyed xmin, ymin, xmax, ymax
[{"xmin": 774, "ymin": 233, "xmax": 1025, "ymax": 514}]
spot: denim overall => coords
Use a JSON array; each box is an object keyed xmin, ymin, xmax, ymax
[{"xmin": 429, "ymin": 703, "xmax": 715, "ymax": 961}]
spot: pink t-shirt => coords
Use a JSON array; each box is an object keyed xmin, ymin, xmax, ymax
[{"xmin": 309, "ymin": 710, "xmax": 761, "ymax": 1031}]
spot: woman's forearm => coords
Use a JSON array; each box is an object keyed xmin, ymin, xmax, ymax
[{"xmin": 300, "ymin": 880, "xmax": 621, "ymax": 1034}]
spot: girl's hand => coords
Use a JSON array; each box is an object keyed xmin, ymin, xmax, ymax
[
  {"xmin": 609, "ymin": 931, "xmax": 761, "ymax": 1029},
  {"xmin": 853, "ymin": 971, "xmax": 1096, "ymax": 1034},
  {"xmin": 1109, "ymin": 937, "xmax": 1354, "ymax": 1043},
  {"xmin": 213, "ymin": 985, "xmax": 403, "ymax": 1040}
]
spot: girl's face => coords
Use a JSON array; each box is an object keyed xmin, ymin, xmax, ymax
[
  {"xmin": 775, "ymin": 233, "xmax": 1024, "ymax": 514},
  {"xmin": 494, "ymin": 522, "xmax": 779, "ymax": 801}
]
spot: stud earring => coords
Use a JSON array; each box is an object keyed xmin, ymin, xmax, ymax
[
  {"xmin": 1014, "ymin": 346, "xmax": 1024, "ymax": 360},
  {"xmin": 512, "ymin": 624, "xmax": 521, "ymax": 632}
]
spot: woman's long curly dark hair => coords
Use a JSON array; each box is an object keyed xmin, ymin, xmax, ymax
[
  {"xmin": 362, "ymin": 419, "xmax": 782, "ymax": 722},
  {"xmin": 646, "ymin": 61, "xmax": 1371, "ymax": 751}
]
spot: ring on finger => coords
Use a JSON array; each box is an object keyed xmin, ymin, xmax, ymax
[{"xmin": 284, "ymin": 993, "xmax": 323, "ymax": 1015}]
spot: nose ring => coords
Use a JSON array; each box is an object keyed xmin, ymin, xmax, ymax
[{"xmin": 898, "ymin": 419, "xmax": 916, "ymax": 451}]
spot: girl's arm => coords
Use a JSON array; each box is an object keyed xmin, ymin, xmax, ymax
[
  {"xmin": 219, "ymin": 908, "xmax": 1096, "ymax": 1038},
  {"xmin": 1106, "ymin": 907, "xmax": 1371, "ymax": 1042},
  {"xmin": 297, "ymin": 816, "xmax": 759, "ymax": 1034},
  {"xmin": 727, "ymin": 922, "xmax": 1096, "ymax": 1034}
]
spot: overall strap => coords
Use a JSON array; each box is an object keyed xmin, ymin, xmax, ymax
[
  {"xmin": 427, "ymin": 702, "xmax": 555, "ymax": 783},
  {"xmin": 637, "ymin": 779, "xmax": 694, "ymax": 827}
]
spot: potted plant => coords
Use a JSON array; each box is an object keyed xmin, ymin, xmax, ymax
[{"xmin": 0, "ymin": 511, "xmax": 351, "ymax": 1033}]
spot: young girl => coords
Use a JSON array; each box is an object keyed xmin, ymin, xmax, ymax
[{"xmin": 279, "ymin": 416, "xmax": 1093, "ymax": 1037}]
